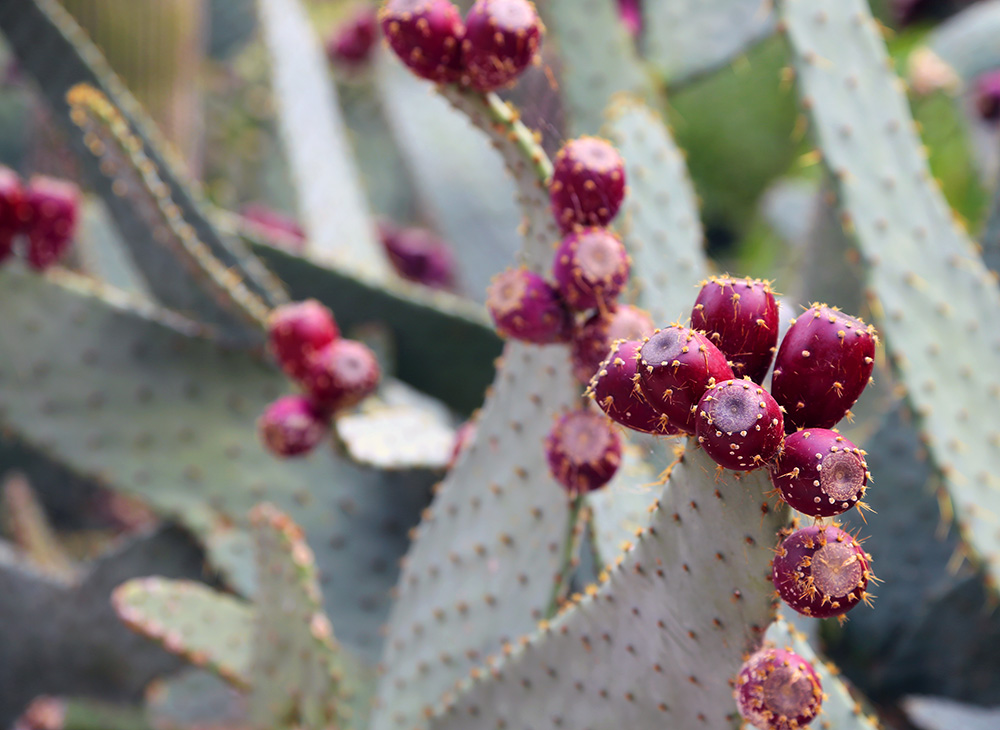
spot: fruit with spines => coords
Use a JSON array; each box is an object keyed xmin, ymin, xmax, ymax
[
  {"xmin": 549, "ymin": 136, "xmax": 626, "ymax": 233},
  {"xmin": 267, "ymin": 300, "xmax": 340, "ymax": 380},
  {"xmin": 462, "ymin": 0, "xmax": 544, "ymax": 92},
  {"xmin": 302, "ymin": 339, "xmax": 381, "ymax": 412},
  {"xmin": 770, "ymin": 429, "xmax": 869, "ymax": 518},
  {"xmin": 377, "ymin": 222, "xmax": 456, "ymax": 290},
  {"xmin": 637, "ymin": 325, "xmax": 734, "ymax": 434},
  {"xmin": 378, "ymin": 0, "xmax": 465, "ymax": 84},
  {"xmin": 770, "ymin": 304, "xmax": 877, "ymax": 432},
  {"xmin": 545, "ymin": 409, "xmax": 622, "ymax": 494},
  {"xmin": 326, "ymin": 6, "xmax": 379, "ymax": 68},
  {"xmin": 552, "ymin": 227, "xmax": 630, "ymax": 312},
  {"xmin": 258, "ymin": 395, "xmax": 330, "ymax": 458},
  {"xmin": 691, "ymin": 275, "xmax": 779, "ymax": 383},
  {"xmin": 772, "ymin": 524, "xmax": 873, "ymax": 619},
  {"xmin": 735, "ymin": 647, "xmax": 823, "ymax": 730},
  {"xmin": 22, "ymin": 176, "xmax": 79, "ymax": 271},
  {"xmin": 570, "ymin": 304, "xmax": 654, "ymax": 384},
  {"xmin": 486, "ymin": 267, "xmax": 572, "ymax": 344},
  {"xmin": 589, "ymin": 339, "xmax": 679, "ymax": 435},
  {"xmin": 695, "ymin": 378, "xmax": 783, "ymax": 471},
  {"xmin": 0, "ymin": 166, "xmax": 23, "ymax": 263}
]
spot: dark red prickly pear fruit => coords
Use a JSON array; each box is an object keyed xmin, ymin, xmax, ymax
[
  {"xmin": 545, "ymin": 409, "xmax": 622, "ymax": 494},
  {"xmin": 241, "ymin": 203, "xmax": 306, "ymax": 251},
  {"xmin": 975, "ymin": 70, "xmax": 1000, "ymax": 122},
  {"xmin": 326, "ymin": 6, "xmax": 380, "ymax": 67},
  {"xmin": 735, "ymin": 647, "xmax": 823, "ymax": 730},
  {"xmin": 770, "ymin": 429, "xmax": 868, "ymax": 518},
  {"xmin": 770, "ymin": 304, "xmax": 877, "ymax": 432},
  {"xmin": 379, "ymin": 0, "xmax": 465, "ymax": 83},
  {"xmin": 377, "ymin": 221, "xmax": 456, "ymax": 290},
  {"xmin": 552, "ymin": 227, "xmax": 630, "ymax": 312},
  {"xmin": 258, "ymin": 395, "xmax": 329, "ymax": 457},
  {"xmin": 691, "ymin": 275, "xmax": 779, "ymax": 383},
  {"xmin": 462, "ymin": 0, "xmax": 544, "ymax": 92},
  {"xmin": 549, "ymin": 136, "xmax": 626, "ymax": 233},
  {"xmin": 486, "ymin": 267, "xmax": 572, "ymax": 344},
  {"xmin": 0, "ymin": 166, "xmax": 23, "ymax": 264},
  {"xmin": 772, "ymin": 524, "xmax": 873, "ymax": 619},
  {"xmin": 571, "ymin": 304, "xmax": 654, "ymax": 384},
  {"xmin": 695, "ymin": 379, "xmax": 783, "ymax": 471},
  {"xmin": 22, "ymin": 176, "xmax": 79, "ymax": 271},
  {"xmin": 636, "ymin": 325, "xmax": 734, "ymax": 434},
  {"xmin": 302, "ymin": 339, "xmax": 381, "ymax": 411},
  {"xmin": 268, "ymin": 300, "xmax": 340, "ymax": 380},
  {"xmin": 589, "ymin": 339, "xmax": 679, "ymax": 436}
]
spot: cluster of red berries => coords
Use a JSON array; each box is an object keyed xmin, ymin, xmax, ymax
[
  {"xmin": 379, "ymin": 0, "xmax": 544, "ymax": 91},
  {"xmin": 258, "ymin": 300, "xmax": 381, "ymax": 458},
  {"xmin": 0, "ymin": 166, "xmax": 80, "ymax": 271}
]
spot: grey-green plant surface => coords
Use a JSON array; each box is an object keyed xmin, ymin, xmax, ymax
[
  {"xmin": 903, "ymin": 696, "xmax": 1000, "ymax": 730},
  {"xmin": 917, "ymin": 0, "xmax": 1000, "ymax": 88}
]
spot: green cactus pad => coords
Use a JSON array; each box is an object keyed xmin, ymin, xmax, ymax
[
  {"xmin": 779, "ymin": 0, "xmax": 1000, "ymax": 590},
  {"xmin": 76, "ymin": 199, "xmax": 151, "ymax": 298},
  {"xmin": 903, "ymin": 695, "xmax": 1000, "ymax": 729},
  {"xmin": 2, "ymin": 473, "xmax": 76, "ymax": 581},
  {"xmin": 146, "ymin": 669, "xmax": 249, "ymax": 730}
]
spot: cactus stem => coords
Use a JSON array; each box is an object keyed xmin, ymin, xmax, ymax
[{"xmin": 544, "ymin": 492, "xmax": 586, "ymax": 620}]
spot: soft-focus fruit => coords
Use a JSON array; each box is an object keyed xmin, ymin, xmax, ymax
[
  {"xmin": 302, "ymin": 339, "xmax": 381, "ymax": 411},
  {"xmin": 552, "ymin": 227, "xmax": 630, "ymax": 311},
  {"xmin": 545, "ymin": 409, "xmax": 622, "ymax": 493},
  {"xmin": 486, "ymin": 267, "xmax": 571, "ymax": 344},
  {"xmin": 550, "ymin": 136, "xmax": 626, "ymax": 233},
  {"xmin": 241, "ymin": 203, "xmax": 306, "ymax": 251},
  {"xmin": 976, "ymin": 69, "xmax": 1000, "ymax": 122},
  {"xmin": 22, "ymin": 176, "xmax": 79, "ymax": 271},
  {"xmin": 590, "ymin": 339, "xmax": 678, "ymax": 436},
  {"xmin": 735, "ymin": 647, "xmax": 823, "ymax": 730},
  {"xmin": 772, "ymin": 524, "xmax": 873, "ymax": 619},
  {"xmin": 268, "ymin": 300, "xmax": 340, "ymax": 380},
  {"xmin": 0, "ymin": 165, "xmax": 23, "ymax": 263},
  {"xmin": 258, "ymin": 395, "xmax": 329, "ymax": 458},
  {"xmin": 378, "ymin": 222, "xmax": 456, "ymax": 290},
  {"xmin": 326, "ymin": 6, "xmax": 379, "ymax": 67},
  {"xmin": 463, "ymin": 0, "xmax": 544, "ymax": 91},
  {"xmin": 695, "ymin": 379, "xmax": 783, "ymax": 471},
  {"xmin": 571, "ymin": 304, "xmax": 655, "ymax": 384},
  {"xmin": 379, "ymin": 0, "xmax": 465, "ymax": 83},
  {"xmin": 770, "ymin": 429, "xmax": 868, "ymax": 518}
]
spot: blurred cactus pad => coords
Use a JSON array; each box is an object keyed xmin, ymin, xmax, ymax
[{"xmin": 2, "ymin": 0, "xmax": 1000, "ymax": 729}]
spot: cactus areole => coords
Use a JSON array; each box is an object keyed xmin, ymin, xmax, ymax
[{"xmin": 735, "ymin": 647, "xmax": 823, "ymax": 730}]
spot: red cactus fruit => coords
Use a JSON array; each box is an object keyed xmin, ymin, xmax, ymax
[
  {"xmin": 241, "ymin": 203, "xmax": 306, "ymax": 251},
  {"xmin": 695, "ymin": 379, "xmax": 783, "ymax": 471},
  {"xmin": 258, "ymin": 395, "xmax": 329, "ymax": 457},
  {"xmin": 545, "ymin": 409, "xmax": 622, "ymax": 494},
  {"xmin": 770, "ymin": 304, "xmax": 877, "ymax": 432},
  {"xmin": 770, "ymin": 429, "xmax": 868, "ymax": 518},
  {"xmin": 772, "ymin": 524, "xmax": 873, "ymax": 619},
  {"xmin": 268, "ymin": 300, "xmax": 340, "ymax": 380},
  {"xmin": 552, "ymin": 226, "xmax": 630, "ymax": 312},
  {"xmin": 589, "ymin": 339, "xmax": 679, "ymax": 436},
  {"xmin": 0, "ymin": 166, "xmax": 23, "ymax": 264},
  {"xmin": 377, "ymin": 222, "xmax": 456, "ymax": 290},
  {"xmin": 379, "ymin": 0, "xmax": 465, "ymax": 83},
  {"xmin": 636, "ymin": 325, "xmax": 733, "ymax": 434},
  {"xmin": 22, "ymin": 176, "xmax": 79, "ymax": 271},
  {"xmin": 326, "ymin": 6, "xmax": 380, "ymax": 67},
  {"xmin": 571, "ymin": 304, "xmax": 654, "ymax": 384},
  {"xmin": 691, "ymin": 275, "xmax": 779, "ymax": 383},
  {"xmin": 618, "ymin": 0, "xmax": 641, "ymax": 38},
  {"xmin": 462, "ymin": 0, "xmax": 544, "ymax": 91},
  {"xmin": 486, "ymin": 267, "xmax": 572, "ymax": 344},
  {"xmin": 302, "ymin": 338, "xmax": 381, "ymax": 411},
  {"xmin": 549, "ymin": 136, "xmax": 626, "ymax": 233},
  {"xmin": 735, "ymin": 647, "xmax": 823, "ymax": 730}
]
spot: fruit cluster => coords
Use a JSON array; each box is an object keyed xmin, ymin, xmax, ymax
[
  {"xmin": 0, "ymin": 166, "xmax": 80, "ymax": 271},
  {"xmin": 258, "ymin": 300, "xmax": 381, "ymax": 458}
]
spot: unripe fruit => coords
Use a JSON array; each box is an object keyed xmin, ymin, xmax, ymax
[
  {"xmin": 258, "ymin": 395, "xmax": 329, "ymax": 457},
  {"xmin": 0, "ymin": 166, "xmax": 23, "ymax": 264},
  {"xmin": 771, "ymin": 304, "xmax": 876, "ymax": 432},
  {"xmin": 695, "ymin": 379, "xmax": 783, "ymax": 471},
  {"xmin": 549, "ymin": 136, "xmax": 626, "ymax": 233},
  {"xmin": 770, "ymin": 429, "xmax": 868, "ymax": 518},
  {"xmin": 636, "ymin": 325, "xmax": 733, "ymax": 434},
  {"xmin": 302, "ymin": 339, "xmax": 381, "ymax": 411},
  {"xmin": 326, "ymin": 6, "xmax": 379, "ymax": 67},
  {"xmin": 22, "ymin": 176, "xmax": 79, "ymax": 271},
  {"xmin": 735, "ymin": 647, "xmax": 823, "ymax": 730},
  {"xmin": 463, "ymin": 0, "xmax": 544, "ymax": 92},
  {"xmin": 379, "ymin": 0, "xmax": 465, "ymax": 83},
  {"xmin": 552, "ymin": 227, "xmax": 630, "ymax": 311},
  {"xmin": 589, "ymin": 339, "xmax": 679, "ymax": 436},
  {"xmin": 378, "ymin": 222, "xmax": 455, "ymax": 290},
  {"xmin": 772, "ymin": 524, "xmax": 873, "ymax": 619},
  {"xmin": 486, "ymin": 267, "xmax": 572, "ymax": 344},
  {"xmin": 570, "ymin": 304, "xmax": 655, "ymax": 384},
  {"xmin": 545, "ymin": 409, "xmax": 622, "ymax": 494},
  {"xmin": 691, "ymin": 275, "xmax": 779, "ymax": 383},
  {"xmin": 268, "ymin": 300, "xmax": 340, "ymax": 380}
]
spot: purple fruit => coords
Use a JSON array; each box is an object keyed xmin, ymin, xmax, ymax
[
  {"xmin": 486, "ymin": 267, "xmax": 572, "ymax": 344},
  {"xmin": 22, "ymin": 176, "xmax": 79, "ymax": 271},
  {"xmin": 0, "ymin": 166, "xmax": 23, "ymax": 264},
  {"xmin": 636, "ymin": 325, "xmax": 734, "ymax": 434},
  {"xmin": 770, "ymin": 304, "xmax": 877, "ymax": 432},
  {"xmin": 377, "ymin": 221, "xmax": 456, "ymax": 290},
  {"xmin": 975, "ymin": 70, "xmax": 1000, "ymax": 122},
  {"xmin": 462, "ymin": 0, "xmax": 544, "ymax": 92},
  {"xmin": 545, "ymin": 409, "xmax": 622, "ymax": 494},
  {"xmin": 326, "ymin": 6, "xmax": 379, "ymax": 67},
  {"xmin": 302, "ymin": 339, "xmax": 381, "ymax": 412},
  {"xmin": 589, "ymin": 339, "xmax": 679, "ymax": 436},
  {"xmin": 571, "ymin": 304, "xmax": 654, "ymax": 384},
  {"xmin": 772, "ymin": 524, "xmax": 873, "ymax": 619},
  {"xmin": 618, "ymin": 0, "xmax": 641, "ymax": 38},
  {"xmin": 691, "ymin": 275, "xmax": 779, "ymax": 383},
  {"xmin": 770, "ymin": 429, "xmax": 868, "ymax": 518},
  {"xmin": 695, "ymin": 379, "xmax": 783, "ymax": 471},
  {"xmin": 268, "ymin": 300, "xmax": 341, "ymax": 381},
  {"xmin": 735, "ymin": 647, "xmax": 823, "ymax": 730},
  {"xmin": 379, "ymin": 0, "xmax": 465, "ymax": 83},
  {"xmin": 552, "ymin": 227, "xmax": 630, "ymax": 312},
  {"xmin": 550, "ymin": 136, "xmax": 626, "ymax": 233},
  {"xmin": 258, "ymin": 395, "xmax": 329, "ymax": 457}
]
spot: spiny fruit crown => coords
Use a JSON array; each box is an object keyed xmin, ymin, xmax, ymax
[
  {"xmin": 770, "ymin": 429, "xmax": 869, "ymax": 518},
  {"xmin": 552, "ymin": 226, "xmax": 630, "ymax": 312},
  {"xmin": 735, "ymin": 647, "xmax": 823, "ymax": 730},
  {"xmin": 545, "ymin": 408, "xmax": 622, "ymax": 494},
  {"xmin": 463, "ymin": 0, "xmax": 544, "ymax": 92},
  {"xmin": 549, "ymin": 136, "xmax": 626, "ymax": 233},
  {"xmin": 695, "ymin": 378, "xmax": 783, "ymax": 471},
  {"xmin": 589, "ymin": 338, "xmax": 678, "ymax": 436},
  {"xmin": 486, "ymin": 267, "xmax": 571, "ymax": 344},
  {"xmin": 379, "ymin": 0, "xmax": 466, "ymax": 84},
  {"xmin": 268, "ymin": 299, "xmax": 340, "ymax": 380}
]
